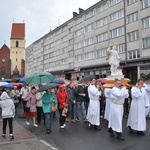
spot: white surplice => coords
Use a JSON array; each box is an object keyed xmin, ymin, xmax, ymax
[
  {"xmin": 87, "ymin": 84, "xmax": 101, "ymax": 126},
  {"xmin": 127, "ymin": 87, "xmax": 149, "ymax": 131},
  {"xmin": 108, "ymin": 87, "xmax": 129, "ymax": 133},
  {"xmin": 104, "ymin": 88, "xmax": 111, "ymax": 121},
  {"xmin": 144, "ymin": 83, "xmax": 150, "ymax": 117}
]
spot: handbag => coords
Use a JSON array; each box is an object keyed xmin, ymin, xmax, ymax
[
  {"xmin": 51, "ymin": 105, "xmax": 57, "ymax": 112},
  {"xmin": 24, "ymin": 106, "xmax": 30, "ymax": 112}
]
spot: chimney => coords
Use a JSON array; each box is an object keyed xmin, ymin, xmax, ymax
[
  {"xmin": 79, "ymin": 8, "xmax": 84, "ymax": 14},
  {"xmin": 73, "ymin": 12, "xmax": 78, "ymax": 18}
]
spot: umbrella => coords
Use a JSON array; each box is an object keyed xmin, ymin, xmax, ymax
[
  {"xmin": 0, "ymin": 82, "xmax": 8, "ymax": 86},
  {"xmin": 12, "ymin": 78, "xmax": 21, "ymax": 82},
  {"xmin": 82, "ymin": 75, "xmax": 95, "ymax": 82},
  {"xmin": 0, "ymin": 79, "xmax": 13, "ymax": 82},
  {"xmin": 26, "ymin": 72, "xmax": 56, "ymax": 84},
  {"xmin": 19, "ymin": 77, "xmax": 26, "ymax": 83},
  {"xmin": 51, "ymin": 79, "xmax": 65, "ymax": 84},
  {"xmin": 11, "ymin": 82, "xmax": 23, "ymax": 86},
  {"xmin": 98, "ymin": 78, "xmax": 107, "ymax": 84},
  {"xmin": 36, "ymin": 83, "xmax": 59, "ymax": 92},
  {"xmin": 3, "ymin": 83, "xmax": 14, "ymax": 89}
]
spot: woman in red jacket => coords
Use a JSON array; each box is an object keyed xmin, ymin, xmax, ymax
[{"xmin": 56, "ymin": 84, "xmax": 68, "ymax": 129}]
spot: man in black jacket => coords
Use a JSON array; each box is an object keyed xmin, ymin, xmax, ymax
[{"xmin": 74, "ymin": 80, "xmax": 86, "ymax": 121}]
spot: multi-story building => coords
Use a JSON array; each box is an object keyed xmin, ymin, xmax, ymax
[{"xmin": 26, "ymin": 0, "xmax": 150, "ymax": 83}]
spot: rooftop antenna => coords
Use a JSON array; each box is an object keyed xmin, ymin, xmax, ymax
[
  {"xmin": 50, "ymin": 26, "xmax": 51, "ymax": 32},
  {"xmin": 4, "ymin": 40, "xmax": 6, "ymax": 44},
  {"xmin": 13, "ymin": 18, "xmax": 15, "ymax": 22},
  {"xmin": 58, "ymin": 19, "xmax": 60, "ymax": 26},
  {"xmin": 23, "ymin": 18, "xmax": 25, "ymax": 22}
]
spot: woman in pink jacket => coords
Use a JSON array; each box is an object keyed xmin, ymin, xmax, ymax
[{"xmin": 24, "ymin": 86, "xmax": 38, "ymax": 127}]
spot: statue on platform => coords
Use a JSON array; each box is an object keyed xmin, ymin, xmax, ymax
[{"xmin": 106, "ymin": 42, "xmax": 121, "ymax": 76}]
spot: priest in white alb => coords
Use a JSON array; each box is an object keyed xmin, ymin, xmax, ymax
[
  {"xmin": 87, "ymin": 78, "xmax": 101, "ymax": 130},
  {"xmin": 127, "ymin": 79, "xmax": 149, "ymax": 135},
  {"xmin": 108, "ymin": 79, "xmax": 129, "ymax": 140}
]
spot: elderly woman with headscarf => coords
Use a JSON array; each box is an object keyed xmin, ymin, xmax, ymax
[{"xmin": 0, "ymin": 91, "xmax": 15, "ymax": 139}]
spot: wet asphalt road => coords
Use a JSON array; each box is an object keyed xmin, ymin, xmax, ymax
[{"xmin": 16, "ymin": 106, "xmax": 150, "ymax": 150}]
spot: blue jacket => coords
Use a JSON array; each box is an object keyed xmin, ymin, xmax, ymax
[{"xmin": 42, "ymin": 92, "xmax": 57, "ymax": 113}]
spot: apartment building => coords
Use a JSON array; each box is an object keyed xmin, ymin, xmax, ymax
[{"xmin": 26, "ymin": 0, "xmax": 150, "ymax": 83}]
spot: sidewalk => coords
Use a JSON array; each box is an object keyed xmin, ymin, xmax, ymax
[{"xmin": 0, "ymin": 119, "xmax": 59, "ymax": 150}]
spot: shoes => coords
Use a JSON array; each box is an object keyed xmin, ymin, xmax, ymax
[
  {"xmin": 94, "ymin": 125, "xmax": 101, "ymax": 130},
  {"xmin": 108, "ymin": 128, "xmax": 115, "ymax": 137},
  {"xmin": 65, "ymin": 118, "xmax": 69, "ymax": 122},
  {"xmin": 117, "ymin": 133, "xmax": 125, "ymax": 141},
  {"xmin": 137, "ymin": 131, "xmax": 145, "ymax": 135},
  {"xmin": 117, "ymin": 136, "xmax": 125, "ymax": 141},
  {"xmin": 26, "ymin": 121, "xmax": 30, "ymax": 125},
  {"xmin": 83, "ymin": 119, "xmax": 88, "ymax": 122},
  {"xmin": 60, "ymin": 126, "xmax": 65, "ymax": 129},
  {"xmin": 2, "ymin": 134, "xmax": 6, "ymax": 138},
  {"xmin": 63, "ymin": 124, "xmax": 66, "ymax": 127},
  {"xmin": 71, "ymin": 119, "xmax": 76, "ymax": 123},
  {"xmin": 33, "ymin": 124, "xmax": 38, "ymax": 127},
  {"xmin": 75, "ymin": 118, "xmax": 80, "ymax": 122},
  {"xmin": 10, "ymin": 134, "xmax": 14, "ymax": 139},
  {"xmin": 128, "ymin": 126, "xmax": 133, "ymax": 133}
]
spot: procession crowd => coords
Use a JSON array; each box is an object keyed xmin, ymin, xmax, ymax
[{"xmin": 0, "ymin": 77, "xmax": 150, "ymax": 141}]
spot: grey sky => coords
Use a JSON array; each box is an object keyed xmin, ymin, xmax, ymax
[{"xmin": 0, "ymin": 0, "xmax": 100, "ymax": 48}]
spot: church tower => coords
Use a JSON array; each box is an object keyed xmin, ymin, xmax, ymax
[{"xmin": 10, "ymin": 23, "xmax": 25, "ymax": 77}]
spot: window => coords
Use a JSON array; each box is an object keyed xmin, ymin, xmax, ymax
[
  {"xmin": 129, "ymin": 50, "xmax": 140, "ymax": 59},
  {"xmin": 44, "ymin": 54, "xmax": 49, "ymax": 59},
  {"xmin": 49, "ymin": 42, "xmax": 54, "ymax": 48},
  {"xmin": 84, "ymin": 52, "xmax": 95, "ymax": 60},
  {"xmin": 96, "ymin": 17, "xmax": 108, "ymax": 28},
  {"xmin": 142, "ymin": 17, "xmax": 150, "ymax": 28},
  {"xmin": 61, "ymin": 58, "xmax": 68, "ymax": 65},
  {"xmin": 62, "ymin": 47, "xmax": 68, "ymax": 53},
  {"xmin": 75, "ymin": 28, "xmax": 83, "ymax": 37},
  {"xmin": 1, "ymin": 67, "xmax": 5, "ymax": 75},
  {"xmin": 85, "ymin": 23, "xmax": 94, "ymax": 32},
  {"xmin": 97, "ymin": 3, "xmax": 107, "ymax": 13},
  {"xmin": 69, "ymin": 63, "xmax": 74, "ymax": 68},
  {"xmin": 69, "ymin": 39, "xmax": 73, "ymax": 45},
  {"xmin": 74, "ymin": 41, "xmax": 83, "ymax": 50},
  {"xmin": 110, "ymin": 9, "xmax": 124, "ymax": 22},
  {"xmin": 85, "ymin": 10, "xmax": 94, "ymax": 20},
  {"xmin": 55, "ymin": 60, "xmax": 60, "ymax": 65},
  {"xmin": 97, "ymin": 32, "xmax": 108, "ymax": 42},
  {"xmin": 128, "ymin": 30, "xmax": 139, "ymax": 42},
  {"xmin": 96, "ymin": 48, "xmax": 106, "ymax": 57},
  {"xmin": 55, "ymin": 49, "xmax": 60, "ymax": 56},
  {"xmin": 110, "ymin": 0, "xmax": 122, "ymax": 6},
  {"xmin": 143, "ymin": 37, "xmax": 150, "ymax": 48},
  {"xmin": 76, "ymin": 17, "xmax": 83, "ymax": 24},
  {"xmin": 75, "ymin": 54, "xmax": 83, "ymax": 61},
  {"xmin": 44, "ymin": 63, "xmax": 49, "ymax": 69},
  {"xmin": 128, "ymin": 12, "xmax": 138, "ymax": 23},
  {"xmin": 49, "ymin": 62, "xmax": 55, "ymax": 67},
  {"xmin": 55, "ymin": 39, "xmax": 61, "ymax": 45},
  {"xmin": 16, "ymin": 41, "xmax": 19, "ymax": 47},
  {"xmin": 118, "ymin": 43, "xmax": 125, "ymax": 53},
  {"xmin": 69, "ymin": 27, "xmax": 73, "ymax": 33},
  {"xmin": 62, "ymin": 36, "xmax": 68, "ymax": 43},
  {"xmin": 84, "ymin": 37, "xmax": 94, "ymax": 47},
  {"xmin": 142, "ymin": 0, "xmax": 150, "ymax": 9},
  {"xmin": 68, "ymin": 51, "xmax": 73, "ymax": 57},
  {"xmin": 111, "ymin": 26, "xmax": 124, "ymax": 38},
  {"xmin": 127, "ymin": 0, "xmax": 137, "ymax": 5},
  {"xmin": 49, "ymin": 52, "xmax": 54, "ymax": 58}
]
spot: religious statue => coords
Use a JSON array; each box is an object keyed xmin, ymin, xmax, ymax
[{"xmin": 106, "ymin": 42, "xmax": 121, "ymax": 76}]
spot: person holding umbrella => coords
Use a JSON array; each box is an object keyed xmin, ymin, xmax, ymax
[
  {"xmin": 24, "ymin": 86, "xmax": 38, "ymax": 127},
  {"xmin": 42, "ymin": 88, "xmax": 57, "ymax": 134}
]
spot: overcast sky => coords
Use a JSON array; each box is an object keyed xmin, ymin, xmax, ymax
[{"xmin": 0, "ymin": 0, "xmax": 100, "ymax": 48}]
